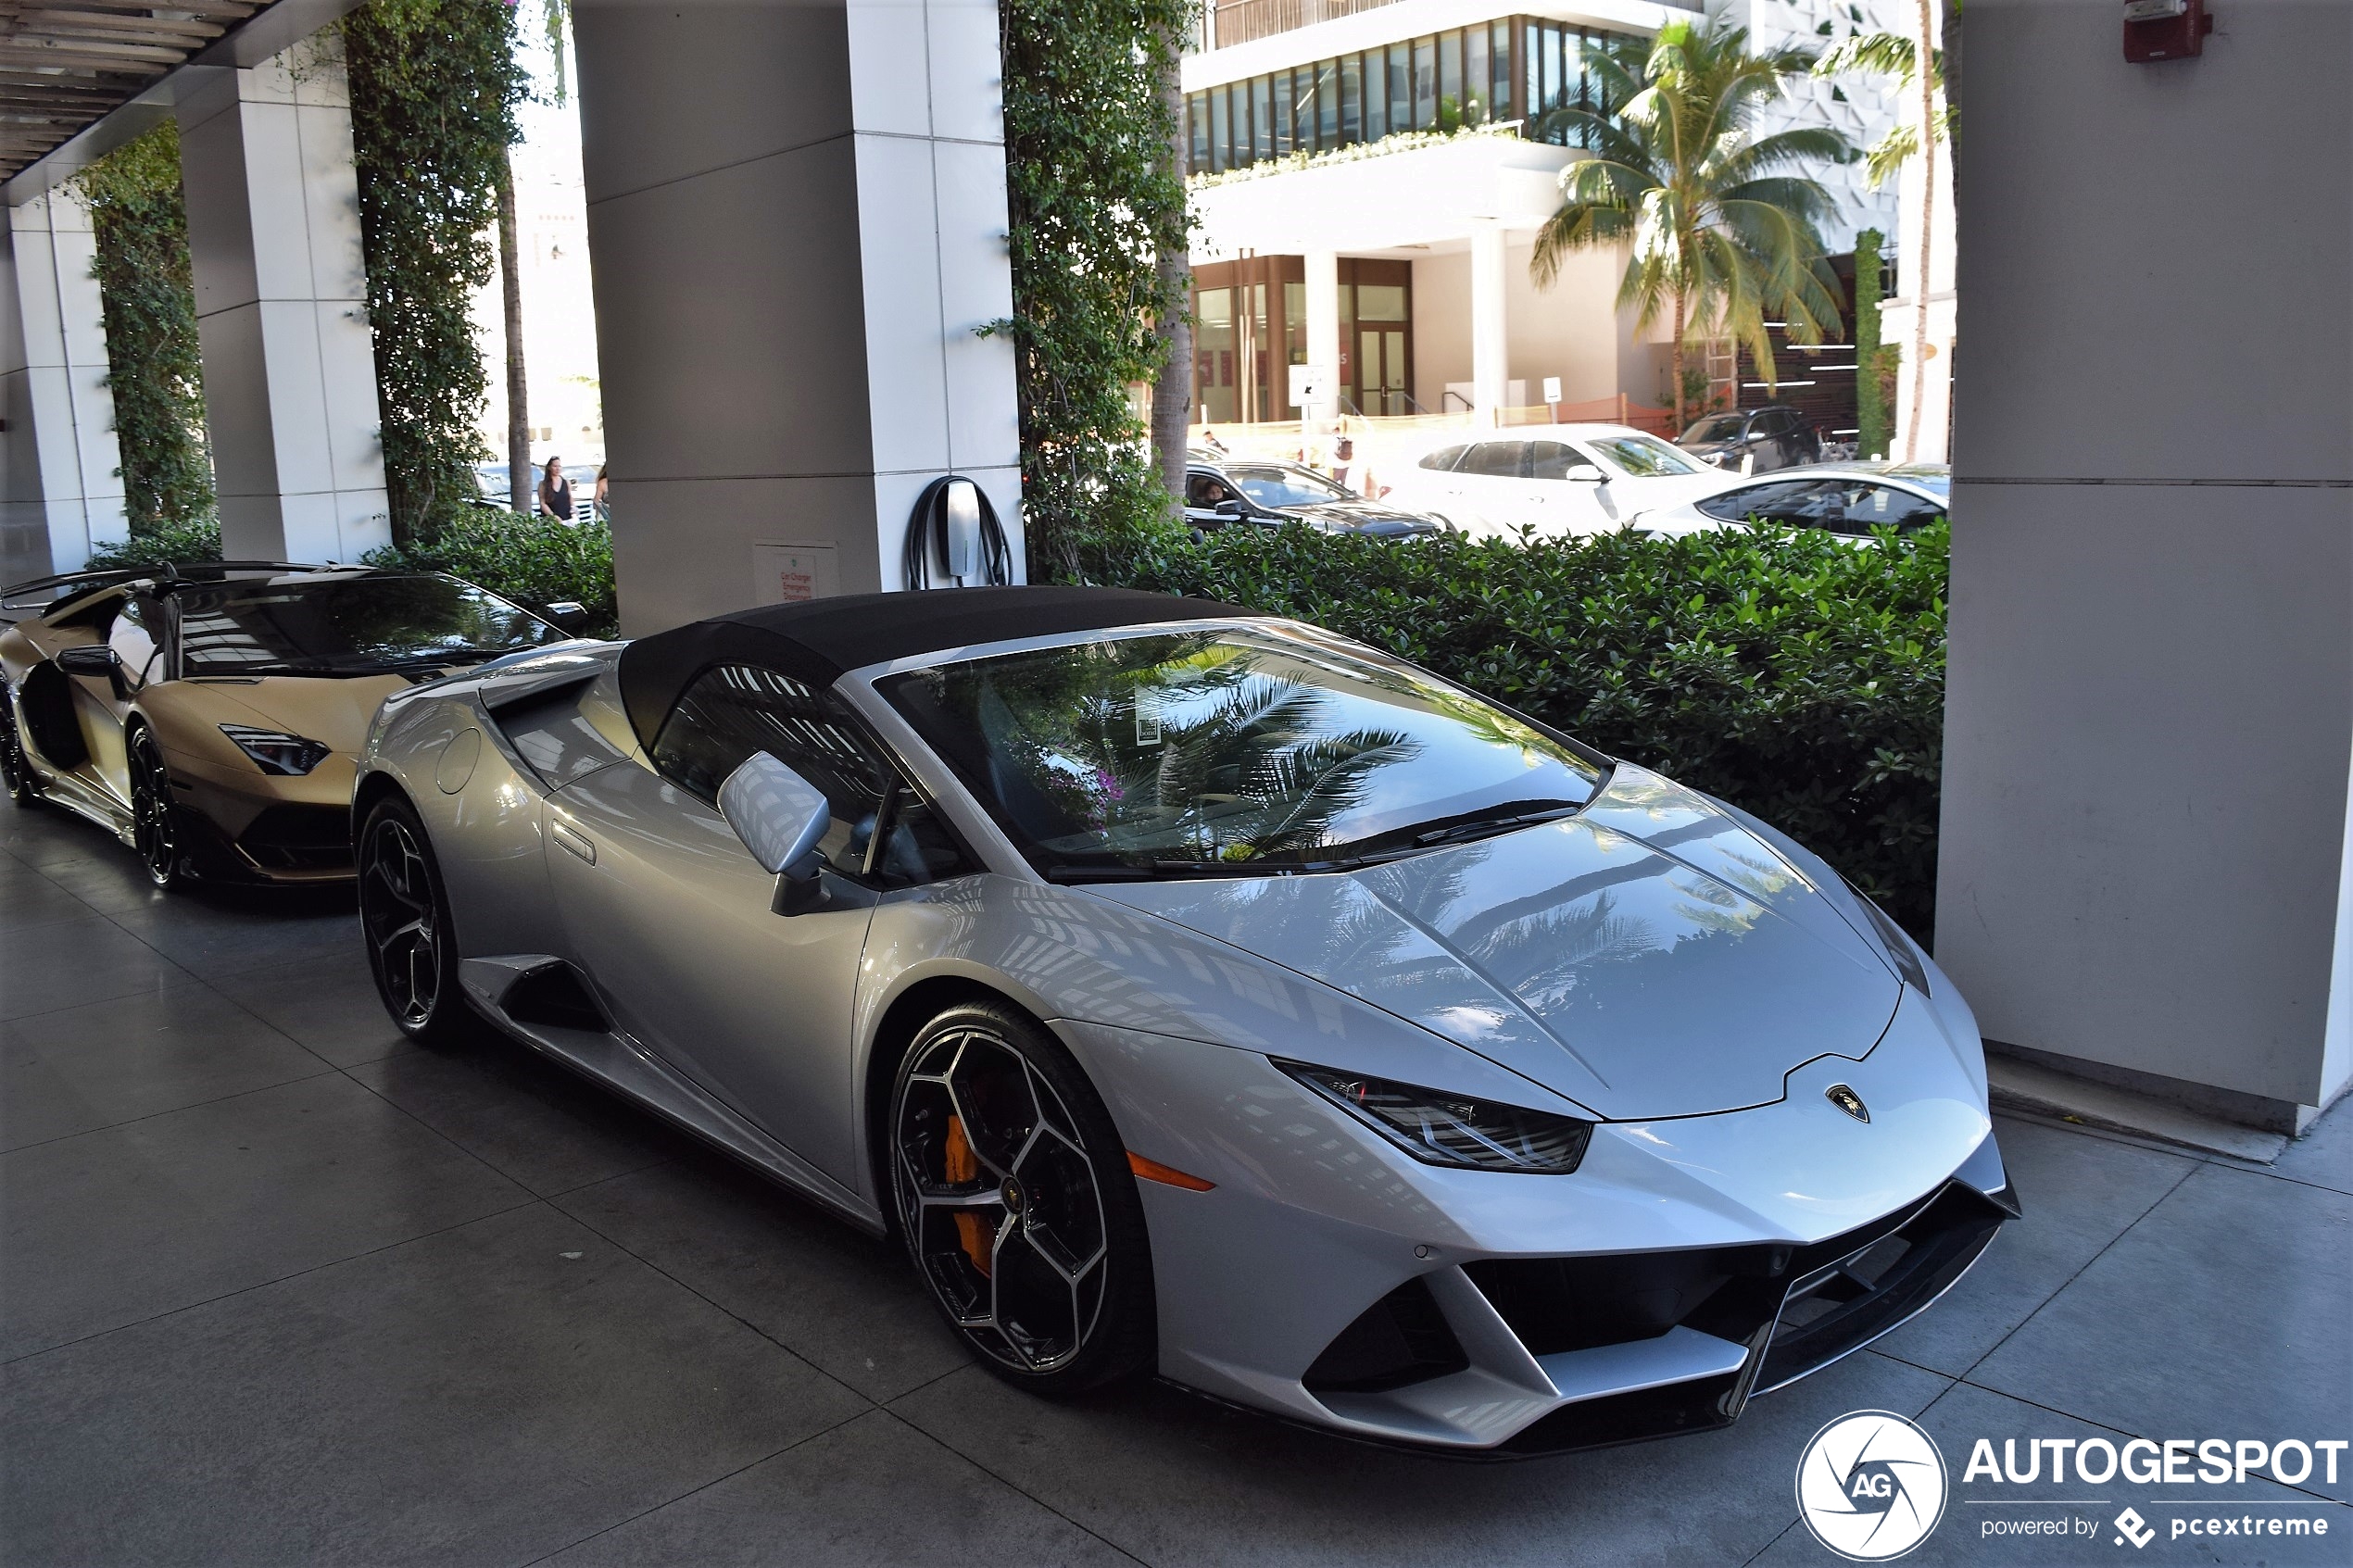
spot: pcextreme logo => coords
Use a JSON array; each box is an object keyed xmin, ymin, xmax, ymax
[{"xmin": 1796, "ymin": 1410, "xmax": 1951, "ymax": 1561}]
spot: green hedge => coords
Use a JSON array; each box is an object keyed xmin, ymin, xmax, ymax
[{"xmin": 1063, "ymin": 521, "xmax": 1947, "ymax": 936}]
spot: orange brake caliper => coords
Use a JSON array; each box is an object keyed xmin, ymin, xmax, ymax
[{"xmin": 944, "ymin": 1115, "xmax": 993, "ymax": 1277}]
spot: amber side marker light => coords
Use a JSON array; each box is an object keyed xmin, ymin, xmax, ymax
[{"xmin": 1127, "ymin": 1151, "xmax": 1215, "ymax": 1191}]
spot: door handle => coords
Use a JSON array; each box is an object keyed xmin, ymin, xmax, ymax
[{"xmin": 550, "ymin": 818, "xmax": 596, "ymax": 865}]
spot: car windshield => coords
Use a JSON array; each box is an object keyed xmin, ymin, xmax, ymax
[
  {"xmin": 175, "ymin": 574, "xmax": 565, "ymax": 674},
  {"xmin": 1681, "ymin": 413, "xmax": 1747, "ymax": 443},
  {"xmin": 1589, "ymin": 434, "xmax": 1707, "ymax": 477},
  {"xmin": 1882, "ymin": 466, "xmax": 1950, "ymax": 496},
  {"xmin": 881, "ymin": 625, "xmax": 1605, "ymax": 876},
  {"xmin": 1227, "ymin": 464, "xmax": 1350, "ymax": 508}
]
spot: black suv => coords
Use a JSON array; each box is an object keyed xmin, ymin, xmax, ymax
[{"xmin": 1675, "ymin": 405, "xmax": 1820, "ymax": 474}]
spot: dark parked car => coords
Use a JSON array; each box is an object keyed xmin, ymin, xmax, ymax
[
  {"xmin": 1675, "ymin": 405, "xmax": 1820, "ymax": 474},
  {"xmin": 1183, "ymin": 458, "xmax": 1443, "ymax": 540}
]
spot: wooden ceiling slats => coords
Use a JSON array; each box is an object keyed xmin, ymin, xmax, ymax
[{"xmin": 0, "ymin": 0, "xmax": 280, "ymax": 175}]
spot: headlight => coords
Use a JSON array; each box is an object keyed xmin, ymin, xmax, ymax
[
  {"xmin": 1277, "ymin": 1061, "xmax": 1592, "ymax": 1174},
  {"xmin": 1859, "ymin": 897, "xmax": 1931, "ymax": 995},
  {"xmin": 219, "ymin": 724, "xmax": 331, "ymax": 776}
]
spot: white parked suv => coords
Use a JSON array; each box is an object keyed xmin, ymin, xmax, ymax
[{"xmin": 1383, "ymin": 423, "xmax": 1741, "ymax": 541}]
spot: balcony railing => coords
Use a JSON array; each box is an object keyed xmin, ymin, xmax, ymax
[{"xmin": 1203, "ymin": 0, "xmax": 1404, "ymax": 51}]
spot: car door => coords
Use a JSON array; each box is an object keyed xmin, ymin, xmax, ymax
[
  {"xmin": 542, "ymin": 661, "xmax": 900, "ymax": 1184},
  {"xmin": 1526, "ymin": 439, "xmax": 1611, "ymax": 533}
]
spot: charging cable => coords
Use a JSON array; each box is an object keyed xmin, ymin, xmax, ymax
[{"xmin": 903, "ymin": 475, "xmax": 1013, "ymax": 590}]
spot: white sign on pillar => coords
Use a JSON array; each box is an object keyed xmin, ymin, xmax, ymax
[{"xmin": 1286, "ymin": 364, "xmax": 1329, "ymax": 408}]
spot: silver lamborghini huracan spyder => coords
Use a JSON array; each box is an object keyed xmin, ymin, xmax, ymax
[{"xmin": 355, "ymin": 585, "xmax": 2016, "ymax": 1455}]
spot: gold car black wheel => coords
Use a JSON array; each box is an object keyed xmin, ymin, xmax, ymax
[
  {"xmin": 129, "ymin": 731, "xmax": 188, "ymax": 887},
  {"xmin": 889, "ymin": 1002, "xmax": 1155, "ymax": 1394},
  {"xmin": 358, "ymin": 797, "xmax": 472, "ymax": 1043}
]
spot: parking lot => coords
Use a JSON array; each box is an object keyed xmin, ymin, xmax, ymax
[{"xmin": 3, "ymin": 801, "xmax": 2347, "ymax": 1567}]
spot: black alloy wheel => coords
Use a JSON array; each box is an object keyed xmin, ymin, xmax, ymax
[
  {"xmin": 129, "ymin": 729, "xmax": 189, "ymax": 887},
  {"xmin": 357, "ymin": 797, "xmax": 472, "ymax": 1044},
  {"xmin": 0, "ymin": 690, "xmax": 35, "ymax": 808},
  {"xmin": 889, "ymin": 1002, "xmax": 1155, "ymax": 1394}
]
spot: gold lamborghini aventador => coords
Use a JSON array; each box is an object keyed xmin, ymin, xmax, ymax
[{"xmin": 0, "ymin": 561, "xmax": 587, "ymax": 888}]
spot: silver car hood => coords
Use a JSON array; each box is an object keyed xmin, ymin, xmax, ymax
[{"xmin": 1082, "ymin": 766, "xmax": 1902, "ymax": 1121}]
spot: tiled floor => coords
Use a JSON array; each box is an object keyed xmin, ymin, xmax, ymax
[{"xmin": 2, "ymin": 802, "xmax": 2347, "ymax": 1567}]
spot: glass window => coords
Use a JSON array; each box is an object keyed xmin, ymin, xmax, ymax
[
  {"xmin": 1186, "ymin": 470, "xmax": 1241, "ymax": 508},
  {"xmin": 1272, "ymin": 71, "xmax": 1293, "ymax": 155},
  {"xmin": 1585, "ymin": 434, "xmax": 1707, "ymax": 477},
  {"xmin": 1195, "ymin": 288, "xmax": 1236, "ymax": 423},
  {"xmin": 1524, "ymin": 21, "xmax": 1541, "ymax": 132},
  {"xmin": 1356, "ymin": 282, "xmax": 1407, "ymax": 322},
  {"xmin": 1209, "ymin": 89, "xmax": 1229, "ymax": 172},
  {"xmin": 174, "ymin": 574, "xmax": 565, "ymax": 675},
  {"xmin": 1465, "ymin": 28, "xmax": 1490, "ymax": 123},
  {"xmin": 1526, "ymin": 441, "xmax": 1584, "ymax": 481},
  {"xmin": 1252, "ymin": 76, "xmax": 1273, "ymax": 162},
  {"xmin": 1231, "ymin": 82, "xmax": 1252, "ymax": 165},
  {"xmin": 1363, "ymin": 50, "xmax": 1386, "ymax": 140},
  {"xmin": 881, "ymin": 626, "xmax": 1604, "ymax": 876},
  {"xmin": 1189, "ymin": 94, "xmax": 1208, "ymax": 171},
  {"xmin": 1438, "ymin": 31, "xmax": 1463, "ymax": 129},
  {"xmin": 1388, "ymin": 44, "xmax": 1412, "ymax": 134},
  {"xmin": 1419, "ymin": 444, "xmax": 1467, "ymax": 470},
  {"xmin": 1492, "ymin": 20, "xmax": 1514, "ymax": 119},
  {"xmin": 1316, "ymin": 60, "xmax": 1340, "ymax": 145},
  {"xmin": 1293, "ymin": 66, "xmax": 1317, "ymax": 149},
  {"xmin": 1413, "ymin": 37, "xmax": 1436, "ymax": 128},
  {"xmin": 1460, "ymin": 441, "xmax": 1527, "ymax": 478},
  {"xmin": 1682, "ymin": 412, "xmax": 1748, "ymax": 443},
  {"xmin": 1340, "ymin": 54, "xmax": 1362, "ymax": 144},
  {"xmin": 1695, "ymin": 479, "xmax": 1843, "ymax": 525},
  {"xmin": 1227, "ymin": 463, "xmax": 1352, "ymax": 508},
  {"xmin": 107, "ymin": 594, "xmax": 162, "ymax": 686},
  {"xmin": 653, "ymin": 664, "xmax": 967, "ymax": 886},
  {"xmin": 1835, "ymin": 483, "xmax": 1945, "ymax": 535}
]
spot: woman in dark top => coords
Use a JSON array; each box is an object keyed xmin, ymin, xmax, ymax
[{"xmin": 536, "ymin": 457, "xmax": 573, "ymax": 521}]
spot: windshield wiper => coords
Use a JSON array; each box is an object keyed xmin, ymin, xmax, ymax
[{"xmin": 1406, "ymin": 802, "xmax": 1586, "ymax": 849}]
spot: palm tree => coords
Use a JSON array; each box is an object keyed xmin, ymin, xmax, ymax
[{"xmin": 1530, "ymin": 19, "xmax": 1855, "ymax": 431}]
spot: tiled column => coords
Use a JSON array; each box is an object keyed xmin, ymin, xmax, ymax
[
  {"xmin": 0, "ymin": 190, "xmax": 129, "ymax": 580},
  {"xmin": 176, "ymin": 40, "xmax": 390, "ymax": 564},
  {"xmin": 573, "ymin": 0, "xmax": 1025, "ymax": 631}
]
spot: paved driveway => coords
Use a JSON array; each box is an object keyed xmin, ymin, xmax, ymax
[{"xmin": 3, "ymin": 803, "xmax": 2347, "ymax": 1566}]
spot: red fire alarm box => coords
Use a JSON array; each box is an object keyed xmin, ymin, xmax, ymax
[{"xmin": 2124, "ymin": 0, "xmax": 2212, "ymax": 62}]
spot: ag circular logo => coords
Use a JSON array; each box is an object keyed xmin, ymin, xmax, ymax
[{"xmin": 1794, "ymin": 1410, "xmax": 1949, "ymax": 1561}]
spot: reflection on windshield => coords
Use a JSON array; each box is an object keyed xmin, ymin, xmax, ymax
[
  {"xmin": 177, "ymin": 574, "xmax": 562, "ymax": 673},
  {"xmin": 1228, "ymin": 465, "xmax": 1349, "ymax": 509},
  {"xmin": 1591, "ymin": 435, "xmax": 1706, "ymax": 477},
  {"xmin": 883, "ymin": 627, "xmax": 1604, "ymax": 875}
]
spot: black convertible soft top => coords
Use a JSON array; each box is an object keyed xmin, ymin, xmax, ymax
[{"xmin": 616, "ymin": 584, "xmax": 1261, "ymax": 749}]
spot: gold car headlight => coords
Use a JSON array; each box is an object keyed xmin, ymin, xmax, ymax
[{"xmin": 219, "ymin": 724, "xmax": 332, "ymax": 776}]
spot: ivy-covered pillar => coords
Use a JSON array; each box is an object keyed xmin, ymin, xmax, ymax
[
  {"xmin": 572, "ymin": 0, "xmax": 1023, "ymax": 632},
  {"xmin": 0, "ymin": 189, "xmax": 129, "ymax": 578},
  {"xmin": 176, "ymin": 42, "xmax": 391, "ymax": 564}
]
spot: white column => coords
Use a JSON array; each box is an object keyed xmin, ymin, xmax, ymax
[
  {"xmin": 177, "ymin": 40, "xmax": 389, "ymax": 564},
  {"xmin": 1937, "ymin": 0, "xmax": 2351, "ymax": 1132},
  {"xmin": 1468, "ymin": 222, "xmax": 1508, "ymax": 428},
  {"xmin": 1302, "ymin": 248, "xmax": 1340, "ymax": 428},
  {"xmin": 573, "ymin": 0, "xmax": 1025, "ymax": 631},
  {"xmin": 0, "ymin": 190, "xmax": 128, "ymax": 577}
]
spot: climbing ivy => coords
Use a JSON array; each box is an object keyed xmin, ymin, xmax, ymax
[
  {"xmin": 341, "ymin": 0, "xmax": 525, "ymax": 544},
  {"xmin": 72, "ymin": 123, "xmax": 214, "ymax": 533},
  {"xmin": 996, "ymin": 0, "xmax": 1191, "ymax": 577}
]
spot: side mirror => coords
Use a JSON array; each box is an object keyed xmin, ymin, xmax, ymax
[
  {"xmin": 1563, "ymin": 464, "xmax": 1605, "ymax": 483},
  {"xmin": 541, "ymin": 600, "xmax": 591, "ymax": 635},
  {"xmin": 717, "ymin": 753, "xmax": 831, "ymax": 915},
  {"xmin": 1214, "ymin": 498, "xmax": 1247, "ymax": 517},
  {"xmin": 55, "ymin": 645, "xmax": 120, "ymax": 678}
]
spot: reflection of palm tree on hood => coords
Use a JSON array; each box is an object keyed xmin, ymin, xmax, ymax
[{"xmin": 1476, "ymin": 890, "xmax": 1663, "ymax": 1014}]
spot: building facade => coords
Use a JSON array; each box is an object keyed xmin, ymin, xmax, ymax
[{"xmin": 1182, "ymin": 0, "xmax": 1906, "ymax": 437}]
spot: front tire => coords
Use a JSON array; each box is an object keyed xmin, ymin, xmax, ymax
[
  {"xmin": 357, "ymin": 796, "xmax": 472, "ymax": 1045},
  {"xmin": 129, "ymin": 729, "xmax": 191, "ymax": 887},
  {"xmin": 888, "ymin": 1002, "xmax": 1154, "ymax": 1394}
]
